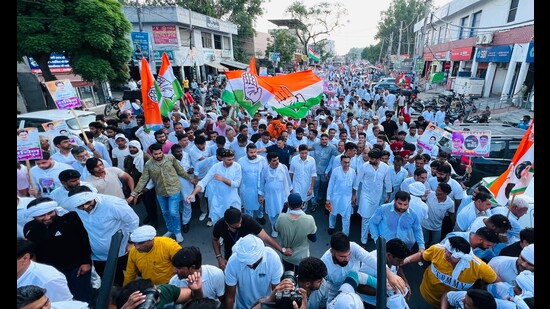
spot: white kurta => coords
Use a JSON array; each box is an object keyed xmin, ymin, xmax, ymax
[
  {"xmin": 197, "ymin": 161, "xmax": 242, "ymax": 222},
  {"xmin": 289, "ymin": 155, "xmax": 317, "ymax": 202},
  {"xmin": 327, "ymin": 166, "xmax": 356, "ymax": 216},
  {"xmin": 238, "ymin": 156, "xmax": 268, "ymax": 211},
  {"xmin": 177, "ymin": 153, "xmax": 195, "ymax": 200},
  {"xmin": 353, "ymin": 162, "xmax": 392, "ymax": 218},
  {"xmin": 259, "ymin": 164, "xmax": 292, "ymax": 217}
]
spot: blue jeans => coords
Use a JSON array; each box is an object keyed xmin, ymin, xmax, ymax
[
  {"xmin": 156, "ymin": 193, "xmax": 181, "ymax": 234},
  {"xmin": 312, "ymin": 173, "xmax": 328, "ymax": 206}
]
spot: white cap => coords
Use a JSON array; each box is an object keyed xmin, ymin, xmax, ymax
[{"xmin": 327, "ymin": 284, "xmax": 364, "ymax": 309}]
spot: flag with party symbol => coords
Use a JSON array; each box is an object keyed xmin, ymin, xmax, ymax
[
  {"xmin": 140, "ymin": 57, "xmax": 162, "ymax": 130},
  {"xmin": 157, "ymin": 52, "xmax": 184, "ymax": 117}
]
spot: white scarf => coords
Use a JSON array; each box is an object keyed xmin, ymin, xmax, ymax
[
  {"xmin": 444, "ymin": 239, "xmax": 473, "ymax": 280},
  {"xmin": 128, "ymin": 140, "xmax": 145, "ymax": 173},
  {"xmin": 25, "ymin": 201, "xmax": 58, "ymax": 219}
]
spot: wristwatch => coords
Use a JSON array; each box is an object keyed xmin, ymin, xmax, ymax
[{"xmin": 281, "ymin": 247, "xmax": 287, "ymax": 254}]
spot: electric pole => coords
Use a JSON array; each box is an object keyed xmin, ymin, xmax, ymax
[{"xmin": 397, "ymin": 21, "xmax": 403, "ymax": 60}]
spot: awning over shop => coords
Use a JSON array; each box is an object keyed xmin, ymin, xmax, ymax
[
  {"xmin": 220, "ymin": 59, "xmax": 249, "ymax": 70},
  {"xmin": 205, "ymin": 62, "xmax": 228, "ymax": 72}
]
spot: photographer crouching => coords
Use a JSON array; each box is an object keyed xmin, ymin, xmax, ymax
[{"xmin": 251, "ymin": 256, "xmax": 329, "ymax": 309}]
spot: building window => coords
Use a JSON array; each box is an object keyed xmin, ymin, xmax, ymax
[
  {"xmin": 459, "ymin": 16, "xmax": 469, "ymax": 39},
  {"xmin": 201, "ymin": 32, "xmax": 212, "ymax": 48},
  {"xmin": 223, "ymin": 36, "xmax": 231, "ymax": 50},
  {"xmin": 438, "ymin": 26, "xmax": 445, "ymax": 44},
  {"xmin": 179, "ymin": 27, "xmax": 191, "ymax": 47},
  {"xmin": 470, "ymin": 11, "xmax": 482, "ymax": 37},
  {"xmin": 214, "ymin": 34, "xmax": 222, "ymax": 49},
  {"xmin": 508, "ymin": 0, "xmax": 519, "ymax": 23}
]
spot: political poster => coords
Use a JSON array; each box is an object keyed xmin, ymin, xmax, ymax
[
  {"xmin": 417, "ymin": 122, "xmax": 446, "ymax": 151},
  {"xmin": 41, "ymin": 119, "xmax": 77, "ymax": 144},
  {"xmin": 45, "ymin": 79, "xmax": 82, "ymax": 109},
  {"xmin": 450, "ymin": 130, "xmax": 492, "ymax": 157},
  {"xmin": 17, "ymin": 127, "xmax": 43, "ymax": 161}
]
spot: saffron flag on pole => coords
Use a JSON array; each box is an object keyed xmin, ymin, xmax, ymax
[
  {"xmin": 140, "ymin": 57, "xmax": 162, "ymax": 130},
  {"xmin": 157, "ymin": 52, "xmax": 184, "ymax": 117},
  {"xmin": 221, "ymin": 69, "xmax": 323, "ymax": 118},
  {"xmin": 248, "ymin": 57, "xmax": 257, "ymax": 75},
  {"xmin": 307, "ymin": 48, "xmax": 320, "ymax": 62},
  {"xmin": 487, "ymin": 121, "xmax": 534, "ymax": 206}
]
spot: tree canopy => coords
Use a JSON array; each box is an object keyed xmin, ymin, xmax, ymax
[
  {"xmin": 17, "ymin": 0, "xmax": 133, "ymax": 83},
  {"xmin": 265, "ymin": 29, "xmax": 299, "ymax": 69},
  {"xmin": 285, "ymin": 1, "xmax": 348, "ymax": 56}
]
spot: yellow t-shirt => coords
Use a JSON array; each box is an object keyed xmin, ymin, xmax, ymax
[
  {"xmin": 419, "ymin": 243, "xmax": 497, "ymax": 307},
  {"xmin": 183, "ymin": 79, "xmax": 189, "ymax": 89},
  {"xmin": 123, "ymin": 237, "xmax": 183, "ymax": 286}
]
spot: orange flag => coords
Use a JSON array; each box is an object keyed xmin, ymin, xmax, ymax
[
  {"xmin": 248, "ymin": 57, "xmax": 257, "ymax": 76},
  {"xmin": 140, "ymin": 57, "xmax": 162, "ymax": 129}
]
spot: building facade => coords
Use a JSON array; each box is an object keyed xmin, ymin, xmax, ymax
[
  {"xmin": 123, "ymin": 6, "xmax": 244, "ymax": 84},
  {"xmin": 413, "ymin": 0, "xmax": 534, "ymax": 104}
]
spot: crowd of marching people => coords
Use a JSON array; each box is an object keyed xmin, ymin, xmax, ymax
[{"xmin": 17, "ymin": 66, "xmax": 534, "ymax": 308}]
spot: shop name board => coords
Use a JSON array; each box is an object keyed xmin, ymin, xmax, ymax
[
  {"xmin": 475, "ymin": 45, "xmax": 512, "ymax": 63},
  {"xmin": 27, "ymin": 53, "xmax": 72, "ymax": 73},
  {"xmin": 153, "ymin": 50, "xmax": 175, "ymax": 62},
  {"xmin": 526, "ymin": 42, "xmax": 534, "ymax": 63},
  {"xmin": 451, "ymin": 47, "xmax": 473, "ymax": 61},
  {"xmin": 206, "ymin": 17, "xmax": 220, "ymax": 30},
  {"xmin": 152, "ymin": 25, "xmax": 178, "ymax": 45}
]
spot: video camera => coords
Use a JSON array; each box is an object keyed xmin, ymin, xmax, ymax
[
  {"xmin": 138, "ymin": 288, "xmax": 160, "ymax": 309},
  {"xmin": 274, "ymin": 271, "xmax": 303, "ymax": 308}
]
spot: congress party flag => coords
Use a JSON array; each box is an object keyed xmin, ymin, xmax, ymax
[
  {"xmin": 487, "ymin": 121, "xmax": 534, "ymax": 206},
  {"xmin": 248, "ymin": 56, "xmax": 258, "ymax": 76},
  {"xmin": 140, "ymin": 57, "xmax": 162, "ymax": 130},
  {"xmin": 157, "ymin": 52, "xmax": 184, "ymax": 117},
  {"xmin": 221, "ymin": 70, "xmax": 323, "ymax": 118},
  {"xmin": 307, "ymin": 48, "xmax": 320, "ymax": 62}
]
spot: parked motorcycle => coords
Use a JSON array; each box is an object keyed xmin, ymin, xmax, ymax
[{"xmin": 104, "ymin": 97, "xmax": 122, "ymax": 117}]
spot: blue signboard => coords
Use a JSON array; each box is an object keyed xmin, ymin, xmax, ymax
[
  {"xmin": 131, "ymin": 32, "xmax": 150, "ymax": 61},
  {"xmin": 475, "ymin": 45, "xmax": 512, "ymax": 63},
  {"xmin": 526, "ymin": 42, "xmax": 534, "ymax": 63},
  {"xmin": 153, "ymin": 50, "xmax": 175, "ymax": 62}
]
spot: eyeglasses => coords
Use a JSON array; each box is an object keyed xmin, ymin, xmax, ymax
[{"xmin": 76, "ymin": 200, "xmax": 94, "ymax": 210}]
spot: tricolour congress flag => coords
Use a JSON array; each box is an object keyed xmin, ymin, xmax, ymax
[
  {"xmin": 140, "ymin": 57, "xmax": 162, "ymax": 130},
  {"xmin": 221, "ymin": 70, "xmax": 323, "ymax": 118},
  {"xmin": 308, "ymin": 48, "xmax": 320, "ymax": 62},
  {"xmin": 487, "ymin": 121, "xmax": 534, "ymax": 206},
  {"xmin": 157, "ymin": 52, "xmax": 184, "ymax": 117}
]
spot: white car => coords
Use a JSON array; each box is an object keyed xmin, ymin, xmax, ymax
[{"xmin": 17, "ymin": 109, "xmax": 97, "ymax": 136}]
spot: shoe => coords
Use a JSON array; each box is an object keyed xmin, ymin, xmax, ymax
[
  {"xmin": 199, "ymin": 212, "xmax": 207, "ymax": 221},
  {"xmin": 182, "ymin": 224, "xmax": 190, "ymax": 233},
  {"xmin": 206, "ymin": 219, "xmax": 213, "ymax": 227},
  {"xmin": 271, "ymin": 230, "xmax": 278, "ymax": 238},
  {"xmin": 256, "ymin": 217, "xmax": 266, "ymax": 225},
  {"xmin": 328, "ymin": 228, "xmax": 335, "ymax": 235},
  {"xmin": 175, "ymin": 233, "xmax": 184, "ymax": 243},
  {"xmin": 163, "ymin": 231, "xmax": 173, "ymax": 237}
]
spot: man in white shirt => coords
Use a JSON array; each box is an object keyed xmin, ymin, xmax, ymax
[
  {"xmin": 238, "ymin": 144, "xmax": 268, "ymax": 223},
  {"xmin": 170, "ymin": 247, "xmax": 225, "ymax": 307},
  {"xmin": 289, "ymin": 145, "xmax": 317, "ymax": 210},
  {"xmin": 29, "ymin": 152, "xmax": 73, "ymax": 198},
  {"xmin": 224, "ymin": 235, "xmax": 284, "ymax": 309}
]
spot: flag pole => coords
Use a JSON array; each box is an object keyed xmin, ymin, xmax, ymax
[
  {"xmin": 25, "ymin": 160, "xmax": 35, "ymax": 190},
  {"xmin": 70, "ymin": 108, "xmax": 90, "ymax": 144},
  {"xmin": 505, "ymin": 193, "xmax": 516, "ymax": 218}
]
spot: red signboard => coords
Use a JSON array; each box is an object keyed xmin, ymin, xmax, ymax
[
  {"xmin": 451, "ymin": 47, "xmax": 474, "ymax": 60},
  {"xmin": 152, "ymin": 25, "xmax": 178, "ymax": 45},
  {"xmin": 423, "ymin": 51, "xmax": 447, "ymax": 61}
]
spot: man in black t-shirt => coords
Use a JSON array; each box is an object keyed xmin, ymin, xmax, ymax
[{"xmin": 212, "ymin": 207, "xmax": 288, "ymax": 270}]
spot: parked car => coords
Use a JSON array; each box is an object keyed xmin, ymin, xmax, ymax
[
  {"xmin": 467, "ymin": 176, "xmax": 534, "ymax": 228},
  {"xmin": 374, "ymin": 82, "xmax": 412, "ymax": 98},
  {"xmin": 17, "ymin": 109, "xmax": 97, "ymax": 136},
  {"xmin": 437, "ymin": 123, "xmax": 526, "ymax": 187}
]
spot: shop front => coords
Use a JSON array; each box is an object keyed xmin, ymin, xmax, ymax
[{"xmin": 474, "ymin": 45, "xmax": 513, "ymax": 97}]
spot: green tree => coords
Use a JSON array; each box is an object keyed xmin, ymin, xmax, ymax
[
  {"xmin": 345, "ymin": 47, "xmax": 363, "ymax": 62},
  {"xmin": 361, "ymin": 43, "xmax": 383, "ymax": 64},
  {"xmin": 285, "ymin": 1, "xmax": 348, "ymax": 56},
  {"xmin": 265, "ymin": 29, "xmax": 299, "ymax": 69},
  {"xmin": 143, "ymin": 0, "xmax": 264, "ymax": 63},
  {"xmin": 17, "ymin": 0, "xmax": 133, "ymax": 83},
  {"xmin": 375, "ymin": 0, "xmax": 424, "ymax": 62}
]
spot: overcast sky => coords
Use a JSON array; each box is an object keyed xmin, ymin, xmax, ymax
[{"xmin": 254, "ymin": 0, "xmax": 451, "ymax": 55}]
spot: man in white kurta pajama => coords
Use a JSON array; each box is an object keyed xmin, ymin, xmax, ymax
[
  {"xmin": 171, "ymin": 144, "xmax": 195, "ymax": 232},
  {"xmin": 187, "ymin": 149, "xmax": 242, "ymax": 223},
  {"xmin": 238, "ymin": 144, "xmax": 268, "ymax": 222},
  {"xmin": 352, "ymin": 149, "xmax": 392, "ymax": 245},
  {"xmin": 259, "ymin": 152, "xmax": 292, "ymax": 237},
  {"xmin": 289, "ymin": 145, "xmax": 316, "ymax": 211},
  {"xmin": 326, "ymin": 155, "xmax": 356, "ymax": 236}
]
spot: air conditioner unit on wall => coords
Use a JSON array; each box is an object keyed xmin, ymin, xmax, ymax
[{"xmin": 476, "ymin": 32, "xmax": 493, "ymax": 45}]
